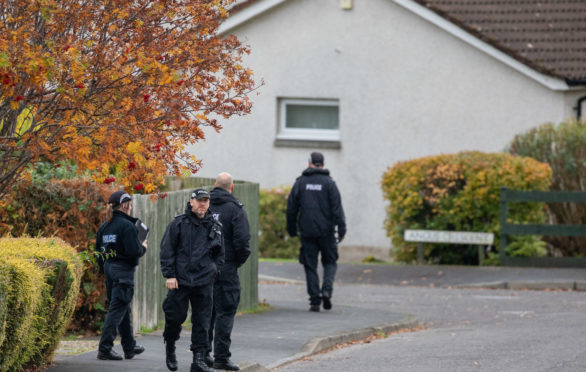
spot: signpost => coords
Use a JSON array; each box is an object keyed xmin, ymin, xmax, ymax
[{"xmin": 404, "ymin": 229, "xmax": 495, "ymax": 265}]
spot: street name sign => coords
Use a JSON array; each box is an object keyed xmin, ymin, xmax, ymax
[{"xmin": 404, "ymin": 230, "xmax": 494, "ymax": 245}]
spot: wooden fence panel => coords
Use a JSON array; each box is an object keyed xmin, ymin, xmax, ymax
[
  {"xmin": 232, "ymin": 182, "xmax": 259, "ymax": 311},
  {"xmin": 500, "ymin": 187, "xmax": 586, "ymax": 267}
]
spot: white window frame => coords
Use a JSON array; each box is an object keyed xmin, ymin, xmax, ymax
[{"xmin": 277, "ymin": 98, "xmax": 340, "ymax": 142}]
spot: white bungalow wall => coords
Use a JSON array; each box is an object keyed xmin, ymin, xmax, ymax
[{"xmin": 188, "ymin": 0, "xmax": 585, "ymax": 257}]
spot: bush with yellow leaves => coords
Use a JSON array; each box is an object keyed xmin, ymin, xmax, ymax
[
  {"xmin": 381, "ymin": 151, "xmax": 552, "ymax": 264},
  {"xmin": 0, "ymin": 237, "xmax": 82, "ymax": 372}
]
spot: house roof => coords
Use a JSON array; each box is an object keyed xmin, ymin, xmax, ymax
[
  {"xmin": 410, "ymin": 0, "xmax": 586, "ymax": 85},
  {"xmin": 223, "ymin": 0, "xmax": 586, "ymax": 88}
]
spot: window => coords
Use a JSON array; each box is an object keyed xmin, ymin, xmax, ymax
[{"xmin": 277, "ymin": 98, "xmax": 340, "ymax": 142}]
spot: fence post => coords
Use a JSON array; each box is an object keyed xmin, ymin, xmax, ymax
[{"xmin": 499, "ymin": 187, "xmax": 508, "ymax": 264}]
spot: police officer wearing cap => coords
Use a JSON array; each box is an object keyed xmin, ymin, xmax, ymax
[
  {"xmin": 206, "ymin": 172, "xmax": 251, "ymax": 371},
  {"xmin": 96, "ymin": 190, "xmax": 147, "ymax": 361},
  {"xmin": 160, "ymin": 188, "xmax": 224, "ymax": 372},
  {"xmin": 286, "ymin": 152, "xmax": 347, "ymax": 312}
]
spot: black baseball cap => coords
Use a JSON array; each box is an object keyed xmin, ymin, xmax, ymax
[
  {"xmin": 191, "ymin": 188, "xmax": 210, "ymax": 200},
  {"xmin": 108, "ymin": 190, "xmax": 132, "ymax": 206},
  {"xmin": 309, "ymin": 152, "xmax": 324, "ymax": 166}
]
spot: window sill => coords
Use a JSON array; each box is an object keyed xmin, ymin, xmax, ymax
[{"xmin": 273, "ymin": 138, "xmax": 341, "ymax": 149}]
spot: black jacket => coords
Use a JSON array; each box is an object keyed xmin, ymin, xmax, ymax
[
  {"xmin": 96, "ymin": 210, "xmax": 146, "ymax": 267},
  {"xmin": 210, "ymin": 187, "xmax": 251, "ymax": 267},
  {"xmin": 286, "ymin": 167, "xmax": 346, "ymax": 239},
  {"xmin": 160, "ymin": 204, "xmax": 224, "ymax": 287}
]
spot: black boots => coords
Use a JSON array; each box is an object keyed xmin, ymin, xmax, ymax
[
  {"xmin": 322, "ymin": 295, "xmax": 332, "ymax": 310},
  {"xmin": 97, "ymin": 349, "xmax": 123, "ymax": 360},
  {"xmin": 204, "ymin": 352, "xmax": 214, "ymax": 368},
  {"xmin": 190, "ymin": 352, "xmax": 214, "ymax": 372},
  {"xmin": 321, "ymin": 290, "xmax": 332, "ymax": 310},
  {"xmin": 214, "ymin": 358, "xmax": 240, "ymax": 371},
  {"xmin": 309, "ymin": 305, "xmax": 320, "ymax": 312},
  {"xmin": 165, "ymin": 340, "xmax": 178, "ymax": 371},
  {"xmin": 124, "ymin": 344, "xmax": 145, "ymax": 359}
]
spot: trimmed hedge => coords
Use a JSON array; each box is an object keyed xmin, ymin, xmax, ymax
[
  {"xmin": 381, "ymin": 151, "xmax": 552, "ymax": 264},
  {"xmin": 0, "ymin": 237, "xmax": 83, "ymax": 372},
  {"xmin": 259, "ymin": 187, "xmax": 300, "ymax": 259},
  {"xmin": 0, "ymin": 264, "xmax": 13, "ymax": 363}
]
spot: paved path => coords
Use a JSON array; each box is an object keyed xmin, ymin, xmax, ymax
[
  {"xmin": 52, "ymin": 300, "xmax": 412, "ymax": 372},
  {"xmin": 51, "ymin": 269, "xmax": 414, "ymax": 372},
  {"xmin": 50, "ymin": 262, "xmax": 586, "ymax": 371}
]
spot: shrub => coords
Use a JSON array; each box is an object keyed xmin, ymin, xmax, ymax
[
  {"xmin": 507, "ymin": 120, "xmax": 586, "ymax": 257},
  {"xmin": 0, "ymin": 237, "xmax": 83, "ymax": 372},
  {"xmin": 0, "ymin": 175, "xmax": 116, "ymax": 332},
  {"xmin": 381, "ymin": 151, "xmax": 552, "ymax": 264},
  {"xmin": 0, "ymin": 265, "xmax": 12, "ymax": 362},
  {"xmin": 259, "ymin": 187, "xmax": 300, "ymax": 259},
  {"xmin": 0, "ymin": 256, "xmax": 44, "ymax": 372}
]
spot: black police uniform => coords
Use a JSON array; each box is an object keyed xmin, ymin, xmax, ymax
[
  {"xmin": 207, "ymin": 187, "xmax": 251, "ymax": 364},
  {"xmin": 286, "ymin": 167, "xmax": 346, "ymax": 308},
  {"xmin": 96, "ymin": 210, "xmax": 146, "ymax": 355},
  {"xmin": 160, "ymin": 204, "xmax": 224, "ymax": 356}
]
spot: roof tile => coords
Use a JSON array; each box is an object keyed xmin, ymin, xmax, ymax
[{"xmin": 412, "ymin": 0, "xmax": 586, "ymax": 83}]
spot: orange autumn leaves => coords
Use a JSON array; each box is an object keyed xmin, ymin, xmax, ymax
[{"xmin": 0, "ymin": 0, "xmax": 256, "ymax": 196}]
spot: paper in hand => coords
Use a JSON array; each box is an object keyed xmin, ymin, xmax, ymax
[{"xmin": 135, "ymin": 219, "xmax": 150, "ymax": 243}]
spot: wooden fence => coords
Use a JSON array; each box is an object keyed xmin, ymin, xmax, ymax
[
  {"xmin": 130, "ymin": 177, "xmax": 259, "ymax": 331},
  {"xmin": 500, "ymin": 187, "xmax": 586, "ymax": 267}
]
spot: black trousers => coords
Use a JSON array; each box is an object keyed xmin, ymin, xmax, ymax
[
  {"xmin": 99, "ymin": 261, "xmax": 136, "ymax": 353},
  {"xmin": 208, "ymin": 264, "xmax": 241, "ymax": 360},
  {"xmin": 299, "ymin": 236, "xmax": 338, "ymax": 306},
  {"xmin": 162, "ymin": 282, "xmax": 213, "ymax": 353}
]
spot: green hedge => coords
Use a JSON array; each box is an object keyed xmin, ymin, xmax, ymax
[
  {"xmin": 381, "ymin": 151, "xmax": 552, "ymax": 264},
  {"xmin": 0, "ymin": 265, "xmax": 10, "ymax": 357},
  {"xmin": 0, "ymin": 237, "xmax": 83, "ymax": 372},
  {"xmin": 259, "ymin": 187, "xmax": 299, "ymax": 259},
  {"xmin": 507, "ymin": 120, "xmax": 586, "ymax": 257}
]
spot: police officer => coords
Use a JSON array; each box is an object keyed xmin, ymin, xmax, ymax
[
  {"xmin": 286, "ymin": 152, "xmax": 346, "ymax": 312},
  {"xmin": 96, "ymin": 190, "xmax": 146, "ymax": 361},
  {"xmin": 206, "ymin": 172, "xmax": 251, "ymax": 371},
  {"xmin": 160, "ymin": 188, "xmax": 224, "ymax": 372}
]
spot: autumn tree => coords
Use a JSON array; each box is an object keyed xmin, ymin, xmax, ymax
[{"xmin": 0, "ymin": 0, "xmax": 256, "ymax": 196}]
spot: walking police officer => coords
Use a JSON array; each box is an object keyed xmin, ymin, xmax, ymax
[
  {"xmin": 96, "ymin": 190, "xmax": 146, "ymax": 361},
  {"xmin": 207, "ymin": 172, "xmax": 251, "ymax": 371},
  {"xmin": 286, "ymin": 152, "xmax": 346, "ymax": 312},
  {"xmin": 160, "ymin": 188, "xmax": 224, "ymax": 372}
]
